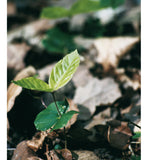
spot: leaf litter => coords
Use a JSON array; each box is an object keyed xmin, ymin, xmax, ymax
[{"xmin": 7, "ymin": 0, "xmax": 141, "ymax": 159}]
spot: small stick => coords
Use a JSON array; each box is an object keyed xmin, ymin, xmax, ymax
[{"xmin": 128, "ymin": 121, "xmax": 141, "ymax": 129}]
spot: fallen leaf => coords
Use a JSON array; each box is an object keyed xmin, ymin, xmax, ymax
[
  {"xmin": 8, "ymin": 19, "xmax": 55, "ymax": 43},
  {"xmin": 73, "ymin": 150, "xmax": 100, "ymax": 160},
  {"xmin": 74, "ymin": 78, "xmax": 121, "ymax": 120},
  {"xmin": 47, "ymin": 150, "xmax": 59, "ymax": 160},
  {"xmin": 85, "ymin": 108, "xmax": 111, "ymax": 130},
  {"xmin": 56, "ymin": 149, "xmax": 72, "ymax": 160},
  {"xmin": 11, "ymin": 141, "xmax": 39, "ymax": 160},
  {"xmin": 7, "ymin": 43, "xmax": 31, "ymax": 70},
  {"xmin": 118, "ymin": 71, "xmax": 141, "ymax": 90},
  {"xmin": 27, "ymin": 131, "xmax": 48, "ymax": 152},
  {"xmin": 7, "ymin": 66, "xmax": 36, "ymax": 112},
  {"xmin": 7, "ymin": 2, "xmax": 16, "ymax": 16},
  {"xmin": 27, "ymin": 157, "xmax": 43, "ymax": 160},
  {"xmin": 95, "ymin": 120, "xmax": 133, "ymax": 150},
  {"xmin": 72, "ymin": 64, "xmax": 93, "ymax": 87},
  {"xmin": 65, "ymin": 99, "xmax": 79, "ymax": 130},
  {"xmin": 7, "ymin": 66, "xmax": 36, "ymax": 141},
  {"xmin": 107, "ymin": 120, "xmax": 132, "ymax": 150},
  {"xmin": 91, "ymin": 36, "xmax": 139, "ymax": 71}
]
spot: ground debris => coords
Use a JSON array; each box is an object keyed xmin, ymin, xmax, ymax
[
  {"xmin": 74, "ymin": 77, "xmax": 121, "ymax": 120},
  {"xmin": 73, "ymin": 150, "xmax": 100, "ymax": 160},
  {"xmin": 91, "ymin": 36, "xmax": 139, "ymax": 71},
  {"xmin": 11, "ymin": 141, "xmax": 41, "ymax": 160},
  {"xmin": 95, "ymin": 120, "xmax": 133, "ymax": 150}
]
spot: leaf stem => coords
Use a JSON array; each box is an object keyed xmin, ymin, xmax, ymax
[
  {"xmin": 51, "ymin": 92, "xmax": 67, "ymax": 149},
  {"xmin": 64, "ymin": 127, "xmax": 67, "ymax": 149},
  {"xmin": 52, "ymin": 92, "xmax": 62, "ymax": 117}
]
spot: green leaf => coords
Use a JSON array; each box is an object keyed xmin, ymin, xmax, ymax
[
  {"xmin": 132, "ymin": 132, "xmax": 141, "ymax": 139},
  {"xmin": 51, "ymin": 110, "xmax": 79, "ymax": 131},
  {"xmin": 41, "ymin": 0, "xmax": 125, "ymax": 19},
  {"xmin": 48, "ymin": 50, "xmax": 80, "ymax": 91},
  {"xmin": 34, "ymin": 100, "xmax": 69, "ymax": 131},
  {"xmin": 131, "ymin": 155, "xmax": 141, "ymax": 160},
  {"xmin": 42, "ymin": 28, "xmax": 77, "ymax": 54},
  {"xmin": 41, "ymin": 7, "xmax": 69, "ymax": 19},
  {"xmin": 12, "ymin": 77, "xmax": 52, "ymax": 92}
]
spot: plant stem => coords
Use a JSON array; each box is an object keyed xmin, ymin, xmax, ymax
[
  {"xmin": 52, "ymin": 92, "xmax": 62, "ymax": 117},
  {"xmin": 51, "ymin": 92, "xmax": 67, "ymax": 149},
  {"xmin": 64, "ymin": 127, "xmax": 67, "ymax": 149}
]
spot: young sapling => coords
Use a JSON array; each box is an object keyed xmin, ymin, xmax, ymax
[{"xmin": 12, "ymin": 50, "xmax": 80, "ymax": 148}]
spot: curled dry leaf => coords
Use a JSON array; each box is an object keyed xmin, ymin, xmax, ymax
[
  {"xmin": 107, "ymin": 120, "xmax": 132, "ymax": 150},
  {"xmin": 56, "ymin": 149, "xmax": 72, "ymax": 160},
  {"xmin": 7, "ymin": 66, "xmax": 36, "ymax": 112},
  {"xmin": 85, "ymin": 108, "xmax": 111, "ymax": 130},
  {"xmin": 7, "ymin": 43, "xmax": 31, "ymax": 70},
  {"xmin": 27, "ymin": 131, "xmax": 59, "ymax": 152},
  {"xmin": 11, "ymin": 141, "xmax": 39, "ymax": 160},
  {"xmin": 7, "ymin": 66, "xmax": 36, "ymax": 140},
  {"xmin": 95, "ymin": 120, "xmax": 132, "ymax": 150},
  {"xmin": 73, "ymin": 150, "xmax": 100, "ymax": 160},
  {"xmin": 27, "ymin": 131, "xmax": 48, "ymax": 152},
  {"xmin": 65, "ymin": 99, "xmax": 79, "ymax": 130},
  {"xmin": 74, "ymin": 78, "xmax": 121, "ymax": 120},
  {"xmin": 45, "ymin": 149, "xmax": 72, "ymax": 160},
  {"xmin": 91, "ymin": 36, "xmax": 139, "ymax": 71}
]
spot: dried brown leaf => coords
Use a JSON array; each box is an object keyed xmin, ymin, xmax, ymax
[
  {"xmin": 7, "ymin": 43, "xmax": 31, "ymax": 70},
  {"xmin": 65, "ymin": 99, "xmax": 79, "ymax": 130},
  {"xmin": 85, "ymin": 108, "xmax": 111, "ymax": 130},
  {"xmin": 56, "ymin": 149, "xmax": 72, "ymax": 160},
  {"xmin": 95, "ymin": 120, "xmax": 133, "ymax": 150},
  {"xmin": 8, "ymin": 19, "xmax": 55, "ymax": 43},
  {"xmin": 72, "ymin": 64, "xmax": 93, "ymax": 87},
  {"xmin": 7, "ymin": 66, "xmax": 36, "ymax": 112},
  {"xmin": 27, "ymin": 131, "xmax": 48, "ymax": 152},
  {"xmin": 27, "ymin": 131, "xmax": 59, "ymax": 152},
  {"xmin": 27, "ymin": 157, "xmax": 43, "ymax": 160},
  {"xmin": 74, "ymin": 78, "xmax": 121, "ymax": 120},
  {"xmin": 7, "ymin": 2, "xmax": 16, "ymax": 16},
  {"xmin": 107, "ymin": 121, "xmax": 132, "ymax": 150},
  {"xmin": 12, "ymin": 141, "xmax": 39, "ymax": 160},
  {"xmin": 73, "ymin": 150, "xmax": 100, "ymax": 160},
  {"xmin": 92, "ymin": 37, "xmax": 139, "ymax": 71}
]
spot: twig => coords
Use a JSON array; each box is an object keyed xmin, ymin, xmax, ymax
[{"xmin": 128, "ymin": 121, "xmax": 141, "ymax": 129}]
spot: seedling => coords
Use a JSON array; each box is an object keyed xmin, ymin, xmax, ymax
[{"xmin": 12, "ymin": 50, "xmax": 80, "ymax": 148}]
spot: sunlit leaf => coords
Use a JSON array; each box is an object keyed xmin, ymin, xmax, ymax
[
  {"xmin": 48, "ymin": 50, "xmax": 80, "ymax": 91},
  {"xmin": 41, "ymin": 0, "xmax": 125, "ymax": 19},
  {"xmin": 12, "ymin": 77, "xmax": 52, "ymax": 92}
]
